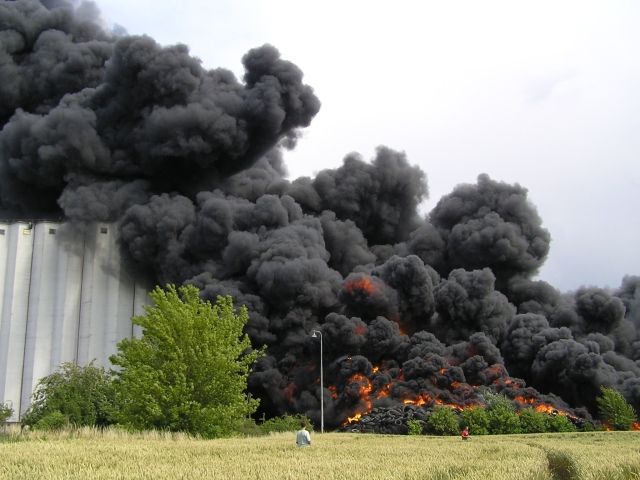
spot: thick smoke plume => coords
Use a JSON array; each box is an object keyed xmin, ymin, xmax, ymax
[{"xmin": 2, "ymin": 0, "xmax": 639, "ymax": 428}]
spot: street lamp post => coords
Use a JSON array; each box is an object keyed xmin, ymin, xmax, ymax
[{"xmin": 310, "ymin": 329, "xmax": 324, "ymax": 433}]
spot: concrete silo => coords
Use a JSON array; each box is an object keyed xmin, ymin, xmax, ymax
[{"xmin": 0, "ymin": 222, "xmax": 147, "ymax": 422}]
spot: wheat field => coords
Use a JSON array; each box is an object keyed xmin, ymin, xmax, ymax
[{"xmin": 1, "ymin": 428, "xmax": 639, "ymax": 480}]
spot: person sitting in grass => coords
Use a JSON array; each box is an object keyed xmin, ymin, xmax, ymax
[
  {"xmin": 461, "ymin": 426, "xmax": 470, "ymax": 440},
  {"xmin": 296, "ymin": 421, "xmax": 311, "ymax": 447}
]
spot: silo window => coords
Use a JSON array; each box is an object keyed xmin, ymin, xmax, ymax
[
  {"xmin": 49, "ymin": 228, "xmax": 57, "ymax": 234},
  {"xmin": 0, "ymin": 229, "xmax": 4, "ymax": 235},
  {"xmin": 100, "ymin": 227, "xmax": 108, "ymax": 234}
]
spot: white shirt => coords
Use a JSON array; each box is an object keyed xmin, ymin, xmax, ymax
[{"xmin": 296, "ymin": 429, "xmax": 311, "ymax": 447}]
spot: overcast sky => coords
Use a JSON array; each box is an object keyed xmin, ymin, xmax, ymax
[{"xmin": 95, "ymin": 0, "xmax": 640, "ymax": 293}]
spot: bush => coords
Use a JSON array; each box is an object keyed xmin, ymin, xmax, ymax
[
  {"xmin": 596, "ymin": 387, "xmax": 637, "ymax": 430},
  {"xmin": 22, "ymin": 362, "xmax": 116, "ymax": 428},
  {"xmin": 235, "ymin": 418, "xmax": 265, "ymax": 437},
  {"xmin": 519, "ymin": 408, "xmax": 548, "ymax": 434},
  {"xmin": 487, "ymin": 404, "xmax": 521, "ymax": 435},
  {"xmin": 33, "ymin": 411, "xmax": 69, "ymax": 431},
  {"xmin": 0, "ymin": 403, "xmax": 13, "ymax": 423},
  {"xmin": 545, "ymin": 414, "xmax": 576, "ymax": 433},
  {"xmin": 407, "ymin": 419, "xmax": 424, "ymax": 435},
  {"xmin": 426, "ymin": 406, "xmax": 459, "ymax": 435},
  {"xmin": 460, "ymin": 407, "xmax": 489, "ymax": 435},
  {"xmin": 261, "ymin": 414, "xmax": 313, "ymax": 433}
]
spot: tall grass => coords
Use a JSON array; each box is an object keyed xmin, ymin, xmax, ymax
[{"xmin": 0, "ymin": 428, "xmax": 638, "ymax": 479}]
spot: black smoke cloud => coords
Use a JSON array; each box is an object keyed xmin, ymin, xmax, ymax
[{"xmin": 2, "ymin": 0, "xmax": 639, "ymax": 428}]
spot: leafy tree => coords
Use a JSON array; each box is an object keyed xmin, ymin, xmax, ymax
[
  {"xmin": 460, "ymin": 407, "xmax": 489, "ymax": 435},
  {"xmin": 545, "ymin": 414, "xmax": 576, "ymax": 433},
  {"xmin": 426, "ymin": 406, "xmax": 459, "ymax": 435},
  {"xmin": 519, "ymin": 408, "xmax": 548, "ymax": 434},
  {"xmin": 111, "ymin": 285, "xmax": 262, "ymax": 438},
  {"xmin": 21, "ymin": 362, "xmax": 116, "ymax": 428},
  {"xmin": 485, "ymin": 395, "xmax": 521, "ymax": 435},
  {"xmin": 596, "ymin": 386, "xmax": 637, "ymax": 431},
  {"xmin": 0, "ymin": 403, "xmax": 13, "ymax": 423}
]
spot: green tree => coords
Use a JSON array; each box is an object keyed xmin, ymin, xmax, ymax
[
  {"xmin": 596, "ymin": 386, "xmax": 637, "ymax": 430},
  {"xmin": 460, "ymin": 407, "xmax": 489, "ymax": 435},
  {"xmin": 519, "ymin": 408, "xmax": 547, "ymax": 434},
  {"xmin": 0, "ymin": 402, "xmax": 13, "ymax": 423},
  {"xmin": 545, "ymin": 414, "xmax": 576, "ymax": 433},
  {"xmin": 484, "ymin": 394, "xmax": 521, "ymax": 435},
  {"xmin": 426, "ymin": 406, "xmax": 459, "ymax": 435},
  {"xmin": 111, "ymin": 285, "xmax": 262, "ymax": 438},
  {"xmin": 21, "ymin": 362, "xmax": 116, "ymax": 428}
]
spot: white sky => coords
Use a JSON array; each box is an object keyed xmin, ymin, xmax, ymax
[{"xmin": 95, "ymin": 0, "xmax": 640, "ymax": 293}]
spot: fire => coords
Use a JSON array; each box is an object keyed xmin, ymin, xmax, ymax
[
  {"xmin": 344, "ymin": 276, "xmax": 378, "ymax": 295},
  {"xmin": 514, "ymin": 395, "xmax": 537, "ymax": 405},
  {"xmin": 355, "ymin": 323, "xmax": 367, "ymax": 335},
  {"xmin": 372, "ymin": 366, "xmax": 379, "ymax": 373},
  {"xmin": 340, "ymin": 372, "xmax": 374, "ymax": 425},
  {"xmin": 632, "ymin": 422, "xmax": 640, "ymax": 431},
  {"xmin": 376, "ymin": 386, "xmax": 390, "ymax": 399},
  {"xmin": 346, "ymin": 412, "xmax": 362, "ymax": 423},
  {"xmin": 283, "ymin": 383, "xmax": 296, "ymax": 403},
  {"xmin": 403, "ymin": 395, "xmax": 429, "ymax": 406},
  {"xmin": 512, "ymin": 396, "xmax": 581, "ymax": 421},
  {"xmin": 534, "ymin": 404, "xmax": 557, "ymax": 415},
  {"xmin": 350, "ymin": 373, "xmax": 373, "ymax": 396},
  {"xmin": 435, "ymin": 398, "xmax": 465, "ymax": 411},
  {"xmin": 328, "ymin": 385, "xmax": 338, "ymax": 400}
]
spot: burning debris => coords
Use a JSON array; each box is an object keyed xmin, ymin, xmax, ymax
[{"xmin": 2, "ymin": 0, "xmax": 640, "ymax": 431}]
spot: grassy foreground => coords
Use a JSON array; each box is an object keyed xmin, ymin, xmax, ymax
[{"xmin": 1, "ymin": 428, "xmax": 639, "ymax": 480}]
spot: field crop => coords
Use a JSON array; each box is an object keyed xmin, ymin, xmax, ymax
[{"xmin": 1, "ymin": 428, "xmax": 639, "ymax": 480}]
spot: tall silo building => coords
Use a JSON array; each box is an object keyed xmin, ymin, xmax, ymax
[{"xmin": 0, "ymin": 221, "xmax": 147, "ymax": 422}]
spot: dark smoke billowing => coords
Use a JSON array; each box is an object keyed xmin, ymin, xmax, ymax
[{"xmin": 2, "ymin": 0, "xmax": 639, "ymax": 428}]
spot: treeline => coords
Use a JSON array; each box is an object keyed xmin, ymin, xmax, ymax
[
  {"xmin": 407, "ymin": 387, "xmax": 637, "ymax": 436},
  {"xmin": 3, "ymin": 285, "xmax": 637, "ymax": 438}
]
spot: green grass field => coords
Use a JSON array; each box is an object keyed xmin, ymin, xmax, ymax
[{"xmin": 1, "ymin": 428, "xmax": 639, "ymax": 480}]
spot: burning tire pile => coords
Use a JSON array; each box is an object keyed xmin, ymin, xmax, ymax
[{"xmin": 340, "ymin": 405, "xmax": 429, "ymax": 435}]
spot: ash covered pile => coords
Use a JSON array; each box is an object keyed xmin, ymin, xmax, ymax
[{"xmin": 2, "ymin": 0, "xmax": 639, "ymax": 431}]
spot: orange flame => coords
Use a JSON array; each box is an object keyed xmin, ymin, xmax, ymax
[
  {"xmin": 341, "ymin": 373, "xmax": 374, "ymax": 425},
  {"xmin": 344, "ymin": 277, "xmax": 378, "ymax": 295},
  {"xmin": 514, "ymin": 395, "xmax": 537, "ymax": 405},
  {"xmin": 434, "ymin": 398, "xmax": 465, "ymax": 411},
  {"xmin": 346, "ymin": 412, "xmax": 362, "ymax": 423},
  {"xmin": 534, "ymin": 404, "xmax": 558, "ymax": 415},
  {"xmin": 632, "ymin": 422, "xmax": 640, "ymax": 431},
  {"xmin": 402, "ymin": 393, "xmax": 434, "ymax": 406},
  {"xmin": 328, "ymin": 385, "xmax": 338, "ymax": 400},
  {"xmin": 283, "ymin": 383, "xmax": 296, "ymax": 403}
]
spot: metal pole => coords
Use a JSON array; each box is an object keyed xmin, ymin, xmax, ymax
[
  {"xmin": 319, "ymin": 331, "xmax": 324, "ymax": 434},
  {"xmin": 311, "ymin": 330, "xmax": 324, "ymax": 433}
]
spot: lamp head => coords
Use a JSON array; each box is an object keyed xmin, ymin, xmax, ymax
[{"xmin": 311, "ymin": 330, "xmax": 318, "ymax": 338}]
